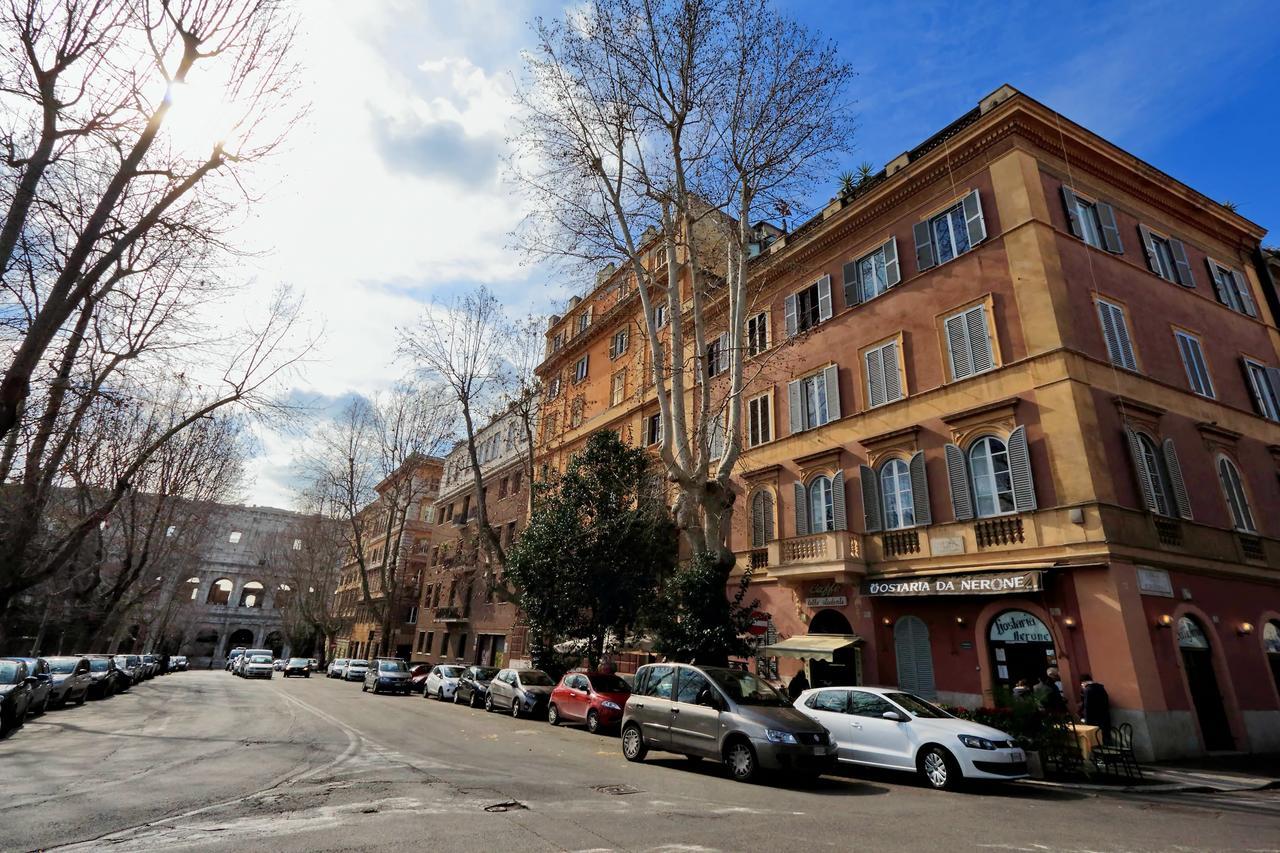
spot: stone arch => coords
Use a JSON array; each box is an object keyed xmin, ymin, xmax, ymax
[
  {"xmin": 1166, "ymin": 604, "xmax": 1245, "ymax": 753},
  {"xmin": 207, "ymin": 577, "xmax": 234, "ymax": 606},
  {"xmin": 227, "ymin": 627, "xmax": 255, "ymax": 651},
  {"xmin": 238, "ymin": 580, "xmax": 265, "ymax": 608},
  {"xmin": 191, "ymin": 627, "xmax": 219, "ymax": 659},
  {"xmin": 974, "ymin": 598, "xmax": 1069, "ymax": 707}
]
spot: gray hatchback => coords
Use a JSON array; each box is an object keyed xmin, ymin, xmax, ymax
[{"xmin": 621, "ymin": 663, "xmax": 835, "ymax": 783}]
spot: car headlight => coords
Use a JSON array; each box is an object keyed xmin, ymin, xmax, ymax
[
  {"xmin": 958, "ymin": 734, "xmax": 997, "ymax": 750},
  {"xmin": 765, "ymin": 729, "xmax": 799, "ymax": 745},
  {"xmin": 601, "ymin": 700, "xmax": 621, "ymax": 711}
]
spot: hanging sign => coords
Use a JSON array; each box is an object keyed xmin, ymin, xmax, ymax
[
  {"xmin": 804, "ymin": 582, "xmax": 848, "ymax": 608},
  {"xmin": 862, "ymin": 570, "xmax": 1044, "ymax": 597}
]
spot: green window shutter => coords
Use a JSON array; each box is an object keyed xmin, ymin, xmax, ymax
[
  {"xmin": 859, "ymin": 464, "xmax": 882, "ymax": 533},
  {"xmin": 945, "ymin": 312, "xmax": 972, "ymax": 380},
  {"xmin": 817, "ymin": 275, "xmax": 833, "ymax": 322},
  {"xmin": 882, "ymin": 341, "xmax": 902, "ymax": 402},
  {"xmin": 966, "ymin": 306, "xmax": 994, "ymax": 373},
  {"xmin": 1096, "ymin": 202, "xmax": 1124, "ymax": 253},
  {"xmin": 823, "ymin": 364, "xmax": 841, "ymax": 421},
  {"xmin": 842, "ymin": 260, "xmax": 861, "ymax": 308},
  {"xmin": 865, "ymin": 347, "xmax": 885, "ymax": 407},
  {"xmin": 1206, "ymin": 259, "xmax": 1232, "ymax": 306},
  {"xmin": 908, "ymin": 450, "xmax": 932, "ymax": 526}
]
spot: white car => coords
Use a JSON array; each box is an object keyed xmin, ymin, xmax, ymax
[
  {"xmin": 326, "ymin": 658, "xmax": 349, "ymax": 678},
  {"xmin": 241, "ymin": 654, "xmax": 275, "ymax": 679},
  {"xmin": 423, "ymin": 664, "xmax": 465, "ymax": 701},
  {"xmin": 794, "ymin": 686, "xmax": 1027, "ymax": 790},
  {"xmin": 342, "ymin": 660, "xmax": 370, "ymax": 682}
]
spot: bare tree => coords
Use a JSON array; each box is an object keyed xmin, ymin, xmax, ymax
[
  {"xmin": 513, "ymin": 0, "xmax": 852, "ymax": 572},
  {"xmin": 273, "ymin": 495, "xmax": 347, "ymax": 665}
]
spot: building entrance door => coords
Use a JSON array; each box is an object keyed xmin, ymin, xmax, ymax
[
  {"xmin": 1178, "ymin": 616, "xmax": 1233, "ymax": 751},
  {"xmin": 988, "ymin": 610, "xmax": 1056, "ymax": 693},
  {"xmin": 808, "ymin": 609, "xmax": 859, "ymax": 687}
]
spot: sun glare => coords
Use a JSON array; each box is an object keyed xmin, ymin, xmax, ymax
[{"xmin": 163, "ymin": 78, "xmax": 236, "ymax": 159}]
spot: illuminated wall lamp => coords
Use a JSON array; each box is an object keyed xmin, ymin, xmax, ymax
[
  {"xmin": 1155, "ymin": 614, "xmax": 1173, "ymax": 629},
  {"xmin": 1063, "ymin": 616, "xmax": 1078, "ymax": 629},
  {"xmin": 1238, "ymin": 622, "xmax": 1254, "ymax": 636},
  {"xmin": 954, "ymin": 616, "xmax": 966, "ymax": 626},
  {"xmin": 882, "ymin": 617, "xmax": 892, "ymax": 626}
]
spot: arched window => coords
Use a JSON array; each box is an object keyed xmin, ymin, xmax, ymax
[
  {"xmin": 750, "ymin": 491, "xmax": 774, "ymax": 547},
  {"xmin": 1137, "ymin": 433, "xmax": 1174, "ymax": 517},
  {"xmin": 879, "ymin": 458, "xmax": 915, "ymax": 530},
  {"xmin": 239, "ymin": 580, "xmax": 265, "ymax": 608},
  {"xmin": 969, "ymin": 436, "xmax": 1015, "ymax": 517},
  {"xmin": 206, "ymin": 578, "xmax": 233, "ymax": 606},
  {"xmin": 808, "ymin": 475, "xmax": 834, "ymax": 533},
  {"xmin": 1216, "ymin": 456, "xmax": 1255, "ymax": 532}
]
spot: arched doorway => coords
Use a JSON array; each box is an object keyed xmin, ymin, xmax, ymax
[
  {"xmin": 191, "ymin": 628, "xmax": 219, "ymax": 660},
  {"xmin": 264, "ymin": 631, "xmax": 285, "ymax": 659},
  {"xmin": 808, "ymin": 609, "xmax": 858, "ymax": 687},
  {"xmin": 1178, "ymin": 616, "xmax": 1233, "ymax": 751},
  {"xmin": 227, "ymin": 628, "xmax": 255, "ymax": 653},
  {"xmin": 894, "ymin": 615, "xmax": 935, "ymax": 699},
  {"xmin": 1265, "ymin": 621, "xmax": 1280, "ymax": 697},
  {"xmin": 988, "ymin": 609, "xmax": 1056, "ymax": 692}
]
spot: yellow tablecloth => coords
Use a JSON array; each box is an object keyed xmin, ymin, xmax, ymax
[{"xmin": 1067, "ymin": 722, "xmax": 1103, "ymax": 760}]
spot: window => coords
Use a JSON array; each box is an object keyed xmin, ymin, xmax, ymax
[
  {"xmin": 642, "ymin": 665, "xmax": 675, "ymax": 699},
  {"xmin": 1175, "ymin": 331, "xmax": 1214, "ymax": 398},
  {"xmin": 292, "ymin": 538, "xmax": 302, "ymax": 551},
  {"xmin": 705, "ymin": 334, "xmax": 727, "ymax": 378},
  {"xmin": 843, "ymin": 239, "xmax": 900, "ymax": 306},
  {"xmin": 747, "ymin": 393, "xmax": 772, "ymax": 447},
  {"xmin": 644, "ymin": 412, "xmax": 662, "ymax": 446},
  {"xmin": 1123, "ymin": 428, "xmax": 1192, "ymax": 519},
  {"xmin": 1243, "ymin": 359, "xmax": 1280, "ymax": 421},
  {"xmin": 864, "ymin": 339, "xmax": 904, "ymax": 407},
  {"xmin": 511, "ymin": 471, "xmax": 522, "ymax": 493},
  {"xmin": 653, "ymin": 303, "xmax": 667, "ymax": 328},
  {"xmin": 1138, "ymin": 225, "xmax": 1194, "ymax": 286},
  {"xmin": 787, "ymin": 365, "xmax": 839, "ymax": 433},
  {"xmin": 551, "ymin": 332, "xmax": 565, "ymax": 352},
  {"xmin": 1095, "ymin": 298, "xmax": 1137, "ymax": 371},
  {"xmin": 610, "ymin": 328, "xmax": 629, "ymax": 359},
  {"xmin": 808, "ymin": 475, "xmax": 834, "ymax": 533},
  {"xmin": 577, "ymin": 310, "xmax": 590, "ymax": 334},
  {"xmin": 969, "ymin": 436, "xmax": 1015, "ymax": 518},
  {"xmin": 676, "ymin": 669, "xmax": 712, "ymax": 704},
  {"xmin": 880, "ymin": 459, "xmax": 915, "ymax": 530},
  {"xmin": 569, "ymin": 397, "xmax": 583, "ymax": 428},
  {"xmin": 229, "ymin": 531, "xmax": 242, "ymax": 544},
  {"xmin": 784, "ymin": 276, "xmax": 832, "ymax": 337},
  {"xmin": 1207, "ymin": 260, "xmax": 1258, "ymax": 317},
  {"xmin": 497, "ymin": 477, "xmax": 508, "ymax": 499},
  {"xmin": 542, "ymin": 412, "xmax": 558, "ymax": 442},
  {"xmin": 806, "ymin": 689, "xmax": 848, "ymax": 713},
  {"xmin": 1138, "ymin": 433, "xmax": 1173, "ymax": 517},
  {"xmin": 944, "ymin": 304, "xmax": 995, "ymax": 381},
  {"xmin": 747, "ymin": 312, "xmax": 769, "ymax": 356},
  {"xmin": 406, "ymin": 606, "xmax": 418, "ymax": 624},
  {"xmin": 547, "ymin": 375, "xmax": 561, "ymax": 399},
  {"xmin": 1062, "ymin": 187, "xmax": 1122, "ymax": 253},
  {"xmin": 849, "ymin": 690, "xmax": 897, "ymax": 718},
  {"xmin": 749, "ymin": 491, "xmax": 774, "ymax": 547},
  {"xmin": 1217, "ymin": 456, "xmax": 1256, "ymax": 533},
  {"xmin": 573, "ymin": 355, "xmax": 589, "ymax": 383},
  {"xmin": 914, "ymin": 191, "xmax": 986, "ymax": 271}
]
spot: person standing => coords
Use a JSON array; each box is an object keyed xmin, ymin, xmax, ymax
[
  {"xmin": 1035, "ymin": 671, "xmax": 1067, "ymax": 715},
  {"xmin": 787, "ymin": 666, "xmax": 810, "ymax": 700},
  {"xmin": 1080, "ymin": 673, "xmax": 1112, "ymax": 741}
]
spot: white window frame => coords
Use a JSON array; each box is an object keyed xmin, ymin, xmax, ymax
[
  {"xmin": 610, "ymin": 328, "xmax": 629, "ymax": 359},
  {"xmin": 785, "ymin": 276, "xmax": 832, "ymax": 337},
  {"xmin": 968, "ymin": 436, "xmax": 1016, "ymax": 518},
  {"xmin": 644, "ymin": 412, "xmax": 662, "ymax": 446},
  {"xmin": 610, "ymin": 371, "xmax": 626, "ymax": 407},
  {"xmin": 944, "ymin": 304, "xmax": 995, "ymax": 381},
  {"xmin": 747, "ymin": 312, "xmax": 769, "ymax": 356},
  {"xmin": 747, "ymin": 392, "xmax": 772, "ymax": 447},
  {"xmin": 1073, "ymin": 195, "xmax": 1104, "ymax": 250},
  {"xmin": 879, "ymin": 458, "xmax": 915, "ymax": 530},
  {"xmin": 864, "ymin": 338, "xmax": 904, "ymax": 408},
  {"xmin": 1136, "ymin": 432, "xmax": 1174, "ymax": 518},
  {"xmin": 1174, "ymin": 330, "xmax": 1214, "ymax": 398},
  {"xmin": 1208, "ymin": 260, "xmax": 1257, "ymax": 317},
  {"xmin": 1243, "ymin": 359, "xmax": 1280, "ymax": 421},
  {"xmin": 857, "ymin": 245, "xmax": 891, "ymax": 302},
  {"xmin": 800, "ymin": 372, "xmax": 829, "ymax": 430},
  {"xmin": 547, "ymin": 375, "xmax": 562, "ymax": 399},
  {"xmin": 654, "ymin": 303, "xmax": 668, "ymax": 328},
  {"xmin": 1095, "ymin": 298, "xmax": 1138, "ymax": 371},
  {"xmin": 929, "ymin": 201, "xmax": 972, "ymax": 265},
  {"xmin": 808, "ymin": 475, "xmax": 834, "ymax": 533},
  {"xmin": 1216, "ymin": 454, "xmax": 1256, "ymax": 533},
  {"xmin": 573, "ymin": 355, "xmax": 589, "ymax": 384}
]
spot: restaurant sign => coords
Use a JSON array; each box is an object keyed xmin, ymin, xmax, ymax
[
  {"xmin": 862, "ymin": 570, "xmax": 1044, "ymax": 597},
  {"xmin": 804, "ymin": 581, "xmax": 848, "ymax": 609}
]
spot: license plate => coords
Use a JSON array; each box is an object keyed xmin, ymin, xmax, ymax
[
  {"xmin": 1010, "ymin": 749, "xmax": 1024, "ymax": 762},
  {"xmin": 814, "ymin": 746, "xmax": 830, "ymax": 756}
]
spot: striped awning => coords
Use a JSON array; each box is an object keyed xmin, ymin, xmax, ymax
[{"xmin": 759, "ymin": 633, "xmax": 861, "ymax": 662}]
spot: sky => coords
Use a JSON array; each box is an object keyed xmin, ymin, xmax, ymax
[{"xmin": 234, "ymin": 0, "xmax": 1280, "ymax": 509}]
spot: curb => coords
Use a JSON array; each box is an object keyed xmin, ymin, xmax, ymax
[{"xmin": 1022, "ymin": 777, "xmax": 1280, "ymax": 795}]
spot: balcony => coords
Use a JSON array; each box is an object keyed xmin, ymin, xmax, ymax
[
  {"xmin": 758, "ymin": 531, "xmax": 866, "ymax": 586},
  {"xmin": 434, "ymin": 605, "xmax": 470, "ymax": 623}
]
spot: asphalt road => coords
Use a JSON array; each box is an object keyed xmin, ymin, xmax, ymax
[{"xmin": 2, "ymin": 671, "xmax": 1278, "ymax": 852}]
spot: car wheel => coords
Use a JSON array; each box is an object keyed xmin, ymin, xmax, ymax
[
  {"xmin": 75, "ymin": 690, "xmax": 86, "ymax": 706},
  {"xmin": 305, "ymin": 673, "xmax": 310, "ymax": 678},
  {"xmin": 586, "ymin": 710, "xmax": 601, "ymax": 734},
  {"xmin": 453, "ymin": 689, "xmax": 464, "ymax": 705},
  {"xmin": 919, "ymin": 746, "xmax": 961, "ymax": 791},
  {"xmin": 32, "ymin": 696, "xmax": 47, "ymax": 716},
  {"xmin": 361, "ymin": 682, "xmax": 368, "ymax": 692},
  {"xmin": 437, "ymin": 687, "xmax": 447, "ymax": 702},
  {"xmin": 621, "ymin": 723, "xmax": 647, "ymax": 762},
  {"xmin": 510, "ymin": 697, "xmax": 522, "ymax": 718},
  {"xmin": 470, "ymin": 691, "xmax": 480, "ymax": 709},
  {"xmin": 547, "ymin": 703, "xmax": 560, "ymax": 726},
  {"xmin": 724, "ymin": 739, "xmax": 757, "ymax": 783},
  {"xmin": 484, "ymin": 695, "xmax": 495, "ymax": 713}
]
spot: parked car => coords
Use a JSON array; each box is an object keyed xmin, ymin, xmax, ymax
[
  {"xmin": 342, "ymin": 660, "xmax": 369, "ymax": 682},
  {"xmin": 241, "ymin": 654, "xmax": 275, "ymax": 679},
  {"xmin": 453, "ymin": 665, "xmax": 500, "ymax": 708},
  {"xmin": 226, "ymin": 648, "xmax": 247, "ymax": 672},
  {"xmin": 79, "ymin": 654, "xmax": 123, "ymax": 697},
  {"xmin": 363, "ymin": 659, "xmax": 411, "ymax": 695},
  {"xmin": 5, "ymin": 657, "xmax": 52, "ymax": 716},
  {"xmin": 141, "ymin": 654, "xmax": 160, "ymax": 676},
  {"xmin": 0, "ymin": 659, "xmax": 34, "ymax": 735},
  {"xmin": 283, "ymin": 658, "xmax": 311, "ymax": 678},
  {"xmin": 171, "ymin": 655, "xmax": 189, "ymax": 671},
  {"xmin": 620, "ymin": 663, "xmax": 834, "ymax": 784},
  {"xmin": 485, "ymin": 668, "xmax": 554, "ymax": 718},
  {"xmin": 114, "ymin": 655, "xmax": 144, "ymax": 685},
  {"xmin": 326, "ymin": 658, "xmax": 350, "ymax": 679},
  {"xmin": 236, "ymin": 649, "xmax": 273, "ymax": 677},
  {"xmin": 549, "ymin": 671, "xmax": 631, "ymax": 734},
  {"xmin": 423, "ymin": 664, "xmax": 465, "ymax": 702},
  {"xmin": 307, "ymin": 658, "xmax": 320, "ymax": 672},
  {"xmin": 408, "ymin": 663, "xmax": 432, "ymax": 694},
  {"xmin": 45, "ymin": 656, "xmax": 92, "ymax": 708},
  {"xmin": 273, "ymin": 659, "xmax": 286, "ymax": 671},
  {"xmin": 794, "ymin": 686, "xmax": 1028, "ymax": 790}
]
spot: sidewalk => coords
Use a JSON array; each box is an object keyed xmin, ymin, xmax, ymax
[{"xmin": 1025, "ymin": 753, "xmax": 1280, "ymax": 794}]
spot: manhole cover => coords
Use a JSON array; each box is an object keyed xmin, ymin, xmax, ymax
[
  {"xmin": 484, "ymin": 800, "xmax": 529, "ymax": 813},
  {"xmin": 592, "ymin": 784, "xmax": 641, "ymax": 796}
]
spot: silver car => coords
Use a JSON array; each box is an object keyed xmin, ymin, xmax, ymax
[
  {"xmin": 485, "ymin": 668, "xmax": 554, "ymax": 718},
  {"xmin": 326, "ymin": 658, "xmax": 349, "ymax": 678},
  {"xmin": 363, "ymin": 659, "xmax": 411, "ymax": 695},
  {"xmin": 45, "ymin": 656, "xmax": 93, "ymax": 708},
  {"xmin": 620, "ymin": 663, "xmax": 835, "ymax": 783},
  {"xmin": 342, "ymin": 660, "xmax": 370, "ymax": 682}
]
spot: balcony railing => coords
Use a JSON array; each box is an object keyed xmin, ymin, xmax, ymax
[
  {"xmin": 1153, "ymin": 516, "xmax": 1182, "ymax": 548},
  {"xmin": 975, "ymin": 516, "xmax": 1025, "ymax": 548},
  {"xmin": 882, "ymin": 529, "xmax": 920, "ymax": 558},
  {"xmin": 434, "ymin": 605, "xmax": 470, "ymax": 622}
]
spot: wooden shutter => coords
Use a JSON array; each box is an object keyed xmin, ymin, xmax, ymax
[
  {"xmin": 1241, "ymin": 358, "xmax": 1266, "ymax": 415},
  {"xmin": 784, "ymin": 293, "xmax": 798, "ymax": 338},
  {"xmin": 787, "ymin": 379, "xmax": 802, "ymax": 434},
  {"xmin": 883, "ymin": 237, "xmax": 901, "ymax": 286},
  {"xmin": 1096, "ymin": 300, "xmax": 1121, "ymax": 365},
  {"xmin": 842, "ymin": 260, "xmax": 861, "ymax": 308},
  {"xmin": 945, "ymin": 312, "xmax": 972, "ymax": 380},
  {"xmin": 823, "ymin": 364, "xmax": 841, "ymax": 420},
  {"xmin": 944, "ymin": 443, "xmax": 974, "ymax": 521},
  {"xmin": 763, "ymin": 491, "xmax": 774, "ymax": 542},
  {"xmin": 913, "ymin": 220, "xmax": 935, "ymax": 272},
  {"xmin": 1162, "ymin": 438, "xmax": 1193, "ymax": 520},
  {"xmin": 751, "ymin": 492, "xmax": 766, "ymax": 547},
  {"xmin": 831, "ymin": 470, "xmax": 847, "ymax": 531},
  {"xmin": 1097, "ymin": 202, "xmax": 1124, "ymax": 253},
  {"xmin": 859, "ymin": 464, "xmax": 882, "ymax": 533},
  {"xmin": 894, "ymin": 616, "xmax": 936, "ymax": 699},
  {"xmin": 1061, "ymin": 186, "xmax": 1084, "ymax": 238},
  {"xmin": 865, "ymin": 347, "xmax": 885, "ymax": 407},
  {"xmin": 1138, "ymin": 225, "xmax": 1161, "ymax": 274},
  {"xmin": 963, "ymin": 190, "xmax": 987, "ymax": 245},
  {"xmin": 1124, "ymin": 426, "xmax": 1158, "ymax": 513},
  {"xmin": 909, "ymin": 450, "xmax": 932, "ymax": 526},
  {"xmin": 966, "ymin": 306, "xmax": 994, "ymax": 373},
  {"xmin": 883, "ymin": 341, "xmax": 902, "ymax": 401},
  {"xmin": 793, "ymin": 482, "xmax": 809, "ymax": 536},
  {"xmin": 817, "ymin": 275, "xmax": 833, "ymax": 322},
  {"xmin": 1007, "ymin": 425, "xmax": 1037, "ymax": 512},
  {"xmin": 1169, "ymin": 239, "xmax": 1195, "ymax": 287},
  {"xmin": 1206, "ymin": 259, "xmax": 1232, "ymax": 305},
  {"xmin": 1111, "ymin": 305, "xmax": 1136, "ymax": 370},
  {"xmin": 717, "ymin": 333, "xmax": 729, "ymax": 373},
  {"xmin": 1231, "ymin": 269, "xmax": 1258, "ymax": 317}
]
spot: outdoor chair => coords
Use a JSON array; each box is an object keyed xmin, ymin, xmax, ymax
[
  {"xmin": 1093, "ymin": 722, "xmax": 1143, "ymax": 780},
  {"xmin": 1041, "ymin": 717, "xmax": 1084, "ymax": 776}
]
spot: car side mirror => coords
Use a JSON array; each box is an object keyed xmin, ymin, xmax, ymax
[
  {"xmin": 882, "ymin": 710, "xmax": 905, "ymax": 722},
  {"xmin": 25, "ymin": 676, "xmax": 39, "ymax": 686}
]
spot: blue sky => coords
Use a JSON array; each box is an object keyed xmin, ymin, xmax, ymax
[{"xmin": 239, "ymin": 0, "xmax": 1279, "ymax": 506}]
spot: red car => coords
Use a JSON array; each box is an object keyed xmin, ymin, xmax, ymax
[
  {"xmin": 408, "ymin": 664, "xmax": 432, "ymax": 694},
  {"xmin": 548, "ymin": 671, "xmax": 631, "ymax": 733}
]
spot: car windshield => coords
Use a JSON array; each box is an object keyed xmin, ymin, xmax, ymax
[
  {"xmin": 470, "ymin": 667, "xmax": 499, "ymax": 680},
  {"xmin": 587, "ymin": 673, "xmax": 631, "ymax": 693},
  {"xmin": 250, "ymin": 655, "xmax": 272, "ymax": 664},
  {"xmin": 289, "ymin": 658, "xmax": 308, "ymax": 665},
  {"xmin": 89, "ymin": 659, "xmax": 109, "ymax": 672},
  {"xmin": 379, "ymin": 661, "xmax": 407, "ymax": 673},
  {"xmin": 332, "ymin": 659, "xmax": 348, "ymax": 666},
  {"xmin": 886, "ymin": 692, "xmax": 952, "ymax": 719},
  {"xmin": 47, "ymin": 658, "xmax": 78, "ymax": 674},
  {"xmin": 518, "ymin": 671, "xmax": 553, "ymax": 687},
  {"xmin": 0, "ymin": 661, "xmax": 20, "ymax": 683},
  {"xmin": 438, "ymin": 666, "xmax": 464, "ymax": 678},
  {"xmin": 704, "ymin": 668, "xmax": 789, "ymax": 706},
  {"xmin": 349, "ymin": 661, "xmax": 367, "ymax": 668}
]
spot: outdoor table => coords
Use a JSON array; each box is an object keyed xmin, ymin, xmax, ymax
[{"xmin": 1067, "ymin": 722, "xmax": 1103, "ymax": 761}]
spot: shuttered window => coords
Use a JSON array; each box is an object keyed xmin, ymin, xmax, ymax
[
  {"xmin": 1095, "ymin": 298, "xmax": 1137, "ymax": 371},
  {"xmin": 609, "ymin": 328, "xmax": 629, "ymax": 359},
  {"xmin": 788, "ymin": 365, "xmax": 840, "ymax": 433},
  {"xmin": 843, "ymin": 238, "xmax": 901, "ymax": 307},
  {"xmin": 914, "ymin": 190, "xmax": 986, "ymax": 272},
  {"xmin": 747, "ymin": 312, "xmax": 769, "ymax": 356},
  {"xmin": 1217, "ymin": 456, "xmax": 1256, "ymax": 533},
  {"xmin": 573, "ymin": 355, "xmax": 589, "ymax": 383},
  {"xmin": 1207, "ymin": 260, "xmax": 1258, "ymax": 317},
  {"xmin": 750, "ymin": 491, "xmax": 775, "ymax": 547},
  {"xmin": 1242, "ymin": 359, "xmax": 1280, "ymax": 421},
  {"xmin": 879, "ymin": 458, "xmax": 915, "ymax": 530},
  {"xmin": 1124, "ymin": 427, "xmax": 1192, "ymax": 519},
  {"xmin": 707, "ymin": 412, "xmax": 727, "ymax": 460},
  {"xmin": 808, "ymin": 476, "xmax": 834, "ymax": 533},
  {"xmin": 864, "ymin": 339, "xmax": 904, "ymax": 407},
  {"xmin": 947, "ymin": 426, "xmax": 1035, "ymax": 520},
  {"xmin": 610, "ymin": 371, "xmax": 626, "ymax": 406},
  {"xmin": 706, "ymin": 333, "xmax": 728, "ymax": 378},
  {"xmin": 784, "ymin": 276, "xmax": 833, "ymax": 337},
  {"xmin": 944, "ymin": 304, "xmax": 995, "ymax": 381},
  {"xmin": 747, "ymin": 393, "xmax": 772, "ymax": 447},
  {"xmin": 1062, "ymin": 186, "xmax": 1123, "ymax": 253},
  {"xmin": 894, "ymin": 616, "xmax": 936, "ymax": 699},
  {"xmin": 1175, "ymin": 331, "xmax": 1214, "ymax": 398}
]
